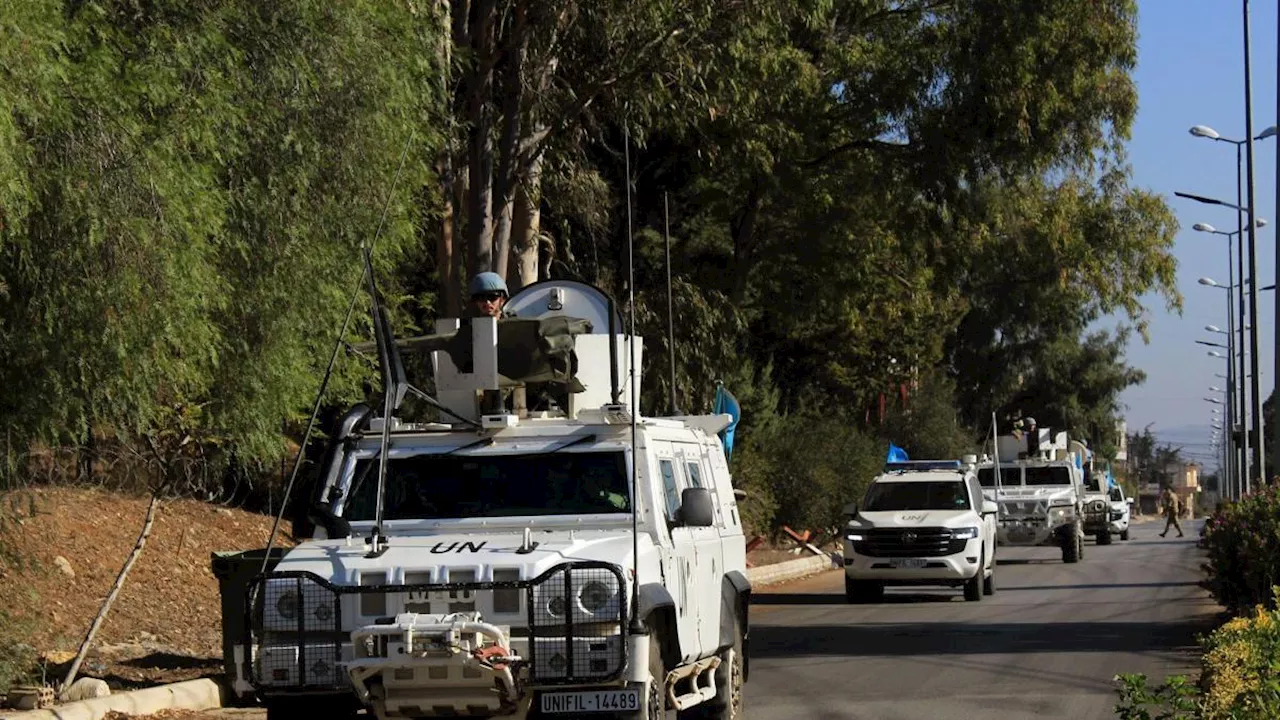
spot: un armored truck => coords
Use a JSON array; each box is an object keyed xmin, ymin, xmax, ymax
[
  {"xmin": 212, "ymin": 280, "xmax": 750, "ymax": 720},
  {"xmin": 976, "ymin": 428, "xmax": 1087, "ymax": 563},
  {"xmin": 1081, "ymin": 461, "xmax": 1131, "ymax": 544}
]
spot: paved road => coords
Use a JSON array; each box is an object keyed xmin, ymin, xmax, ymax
[{"xmin": 743, "ymin": 517, "xmax": 1219, "ymax": 720}]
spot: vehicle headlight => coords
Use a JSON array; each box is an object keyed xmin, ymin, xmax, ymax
[
  {"xmin": 1049, "ymin": 498, "xmax": 1073, "ymax": 507},
  {"xmin": 845, "ymin": 532, "xmax": 866, "ymax": 542},
  {"xmin": 951, "ymin": 527, "xmax": 980, "ymax": 540},
  {"xmin": 546, "ymin": 594, "xmax": 568, "ymax": 617},
  {"xmin": 579, "ymin": 581, "xmax": 613, "ymax": 613},
  {"xmin": 276, "ymin": 591, "xmax": 299, "ymax": 620}
]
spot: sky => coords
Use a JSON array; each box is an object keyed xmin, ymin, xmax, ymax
[{"xmin": 1110, "ymin": 0, "xmax": 1280, "ymax": 468}]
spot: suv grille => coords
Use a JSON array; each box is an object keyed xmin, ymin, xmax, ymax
[{"xmin": 852, "ymin": 527, "xmax": 966, "ymax": 557}]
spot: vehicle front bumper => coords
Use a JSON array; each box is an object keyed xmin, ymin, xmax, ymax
[
  {"xmin": 997, "ymin": 518, "xmax": 1073, "ymax": 546},
  {"xmin": 843, "ymin": 538, "xmax": 983, "ymax": 584}
]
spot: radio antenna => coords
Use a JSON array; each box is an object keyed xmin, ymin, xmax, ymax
[
  {"xmin": 664, "ymin": 193, "xmax": 679, "ymax": 415},
  {"xmin": 624, "ymin": 122, "xmax": 644, "ymax": 633}
]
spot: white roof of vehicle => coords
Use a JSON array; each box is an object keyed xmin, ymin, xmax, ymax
[{"xmin": 874, "ymin": 470, "xmax": 969, "ymax": 483}]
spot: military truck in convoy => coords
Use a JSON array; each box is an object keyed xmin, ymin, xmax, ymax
[
  {"xmin": 212, "ymin": 279, "xmax": 750, "ymax": 719},
  {"xmin": 976, "ymin": 425, "xmax": 1088, "ymax": 563}
]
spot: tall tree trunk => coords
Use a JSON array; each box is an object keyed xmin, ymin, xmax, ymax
[
  {"xmin": 491, "ymin": 4, "xmax": 528, "ymax": 282},
  {"xmin": 437, "ymin": 0, "xmax": 460, "ymax": 316},
  {"xmin": 436, "ymin": 153, "xmax": 459, "ymax": 317},
  {"xmin": 511, "ymin": 149, "xmax": 543, "ymax": 288},
  {"xmin": 730, "ymin": 181, "xmax": 765, "ymax": 304},
  {"xmin": 452, "ymin": 150, "xmax": 469, "ymax": 306},
  {"xmin": 466, "ymin": 0, "xmax": 497, "ymax": 275}
]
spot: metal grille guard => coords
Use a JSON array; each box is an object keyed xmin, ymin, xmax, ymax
[{"xmin": 242, "ymin": 560, "xmax": 628, "ymax": 693}]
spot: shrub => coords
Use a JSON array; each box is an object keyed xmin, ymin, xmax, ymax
[
  {"xmin": 1201, "ymin": 486, "xmax": 1280, "ymax": 613},
  {"xmin": 1114, "ymin": 593, "xmax": 1280, "ymax": 720}
]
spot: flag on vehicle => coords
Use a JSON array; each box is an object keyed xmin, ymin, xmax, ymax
[
  {"xmin": 713, "ymin": 382, "xmax": 740, "ymax": 462},
  {"xmin": 887, "ymin": 443, "xmax": 909, "ymax": 463}
]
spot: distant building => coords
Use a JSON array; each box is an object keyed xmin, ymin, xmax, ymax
[{"xmin": 1137, "ymin": 460, "xmax": 1200, "ymax": 517}]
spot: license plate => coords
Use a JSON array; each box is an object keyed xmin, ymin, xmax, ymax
[
  {"xmin": 890, "ymin": 558, "xmax": 928, "ymax": 569},
  {"xmin": 540, "ymin": 689, "xmax": 641, "ymax": 714}
]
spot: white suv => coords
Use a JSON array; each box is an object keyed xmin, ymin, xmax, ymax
[{"xmin": 843, "ymin": 460, "xmax": 999, "ymax": 603}]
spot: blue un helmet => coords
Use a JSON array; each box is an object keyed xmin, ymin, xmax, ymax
[{"xmin": 469, "ymin": 271, "xmax": 508, "ymax": 298}]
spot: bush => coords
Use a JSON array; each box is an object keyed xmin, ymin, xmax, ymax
[
  {"xmin": 734, "ymin": 410, "xmax": 881, "ymax": 538},
  {"xmin": 1114, "ymin": 594, "xmax": 1280, "ymax": 720},
  {"xmin": 0, "ymin": 492, "xmax": 37, "ymax": 695},
  {"xmin": 1201, "ymin": 487, "xmax": 1280, "ymax": 613}
]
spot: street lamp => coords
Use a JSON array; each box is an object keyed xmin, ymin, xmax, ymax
[{"xmin": 1188, "ymin": 112, "xmax": 1275, "ymax": 487}]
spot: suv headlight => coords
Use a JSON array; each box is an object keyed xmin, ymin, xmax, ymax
[
  {"xmin": 532, "ymin": 566, "xmax": 623, "ymax": 624},
  {"xmin": 845, "ymin": 532, "xmax": 866, "ymax": 542},
  {"xmin": 951, "ymin": 527, "xmax": 980, "ymax": 540}
]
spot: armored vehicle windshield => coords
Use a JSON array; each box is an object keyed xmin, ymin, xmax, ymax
[
  {"xmin": 341, "ymin": 450, "xmax": 631, "ymax": 520},
  {"xmin": 1025, "ymin": 466, "xmax": 1072, "ymax": 486},
  {"xmin": 977, "ymin": 467, "xmax": 1021, "ymax": 487}
]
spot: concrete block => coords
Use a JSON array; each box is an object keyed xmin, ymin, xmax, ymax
[{"xmin": 0, "ymin": 678, "xmax": 223, "ymax": 720}]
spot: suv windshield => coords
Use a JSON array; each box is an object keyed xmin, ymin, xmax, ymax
[
  {"xmin": 863, "ymin": 481, "xmax": 970, "ymax": 511},
  {"xmin": 977, "ymin": 467, "xmax": 1022, "ymax": 488},
  {"xmin": 1025, "ymin": 466, "xmax": 1072, "ymax": 486},
  {"xmin": 1109, "ymin": 487, "xmax": 1124, "ymax": 502},
  {"xmin": 341, "ymin": 451, "xmax": 631, "ymax": 520}
]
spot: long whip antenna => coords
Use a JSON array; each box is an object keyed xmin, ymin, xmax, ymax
[
  {"xmin": 664, "ymin": 192, "xmax": 678, "ymax": 415},
  {"xmin": 625, "ymin": 122, "xmax": 643, "ymax": 627},
  {"xmin": 259, "ymin": 129, "xmax": 415, "ymax": 573}
]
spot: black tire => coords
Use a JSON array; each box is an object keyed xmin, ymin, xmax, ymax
[
  {"xmin": 681, "ymin": 617, "xmax": 744, "ymax": 720},
  {"xmin": 641, "ymin": 630, "xmax": 671, "ymax": 720},
  {"xmin": 964, "ymin": 552, "xmax": 983, "ymax": 601},
  {"xmin": 1097, "ymin": 530, "xmax": 1112, "ymax": 546},
  {"xmin": 844, "ymin": 576, "xmax": 884, "ymax": 603},
  {"xmin": 1120, "ymin": 529, "xmax": 1130, "ymax": 541},
  {"xmin": 1062, "ymin": 530, "xmax": 1081, "ymax": 564},
  {"xmin": 982, "ymin": 559, "xmax": 995, "ymax": 596}
]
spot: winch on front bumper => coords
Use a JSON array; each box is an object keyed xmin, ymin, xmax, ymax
[{"xmin": 243, "ymin": 561, "xmax": 629, "ymax": 718}]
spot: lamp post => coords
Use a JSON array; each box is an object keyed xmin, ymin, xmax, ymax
[
  {"xmin": 1182, "ymin": 194, "xmax": 1265, "ymax": 485},
  {"xmin": 1196, "ymin": 220, "xmax": 1265, "ymax": 492}
]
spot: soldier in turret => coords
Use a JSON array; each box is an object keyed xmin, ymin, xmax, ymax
[{"xmin": 468, "ymin": 272, "xmax": 511, "ymax": 319}]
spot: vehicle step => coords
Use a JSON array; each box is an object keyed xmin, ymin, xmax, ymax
[{"xmin": 665, "ymin": 656, "xmax": 721, "ymax": 710}]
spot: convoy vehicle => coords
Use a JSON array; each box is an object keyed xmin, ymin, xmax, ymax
[
  {"xmin": 842, "ymin": 458, "xmax": 999, "ymax": 603},
  {"xmin": 212, "ymin": 279, "xmax": 750, "ymax": 720},
  {"xmin": 976, "ymin": 427, "xmax": 1087, "ymax": 563},
  {"xmin": 1082, "ymin": 460, "xmax": 1132, "ymax": 544}
]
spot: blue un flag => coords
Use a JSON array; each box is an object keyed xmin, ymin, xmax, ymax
[{"xmin": 713, "ymin": 382, "xmax": 741, "ymax": 462}]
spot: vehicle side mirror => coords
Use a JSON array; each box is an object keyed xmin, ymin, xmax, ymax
[
  {"xmin": 982, "ymin": 500, "xmax": 999, "ymax": 515},
  {"xmin": 1126, "ymin": 498, "xmax": 1134, "ymax": 506},
  {"xmin": 843, "ymin": 502, "xmax": 859, "ymax": 519},
  {"xmin": 732, "ymin": 487, "xmax": 747, "ymax": 502},
  {"xmin": 679, "ymin": 487, "xmax": 715, "ymax": 527}
]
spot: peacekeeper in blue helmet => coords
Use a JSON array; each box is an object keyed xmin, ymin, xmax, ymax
[{"xmin": 468, "ymin": 271, "xmax": 514, "ymax": 319}]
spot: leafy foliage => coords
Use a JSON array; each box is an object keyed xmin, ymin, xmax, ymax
[{"xmin": 1201, "ymin": 488, "xmax": 1280, "ymax": 613}]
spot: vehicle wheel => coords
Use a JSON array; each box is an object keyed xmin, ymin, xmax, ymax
[
  {"xmin": 982, "ymin": 560, "xmax": 995, "ymax": 596},
  {"xmin": 844, "ymin": 576, "xmax": 883, "ymax": 603},
  {"xmin": 1062, "ymin": 531, "xmax": 1081, "ymax": 564},
  {"xmin": 1097, "ymin": 530, "xmax": 1112, "ymax": 546},
  {"xmin": 1120, "ymin": 529, "xmax": 1130, "ymax": 541},
  {"xmin": 639, "ymin": 629, "xmax": 671, "ymax": 720},
  {"xmin": 681, "ymin": 616, "xmax": 743, "ymax": 720},
  {"xmin": 964, "ymin": 553, "xmax": 983, "ymax": 601}
]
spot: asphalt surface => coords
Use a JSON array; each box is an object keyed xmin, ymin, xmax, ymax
[
  {"xmin": 743, "ymin": 516, "xmax": 1219, "ymax": 720},
  {"xmin": 209, "ymin": 517, "xmax": 1218, "ymax": 720}
]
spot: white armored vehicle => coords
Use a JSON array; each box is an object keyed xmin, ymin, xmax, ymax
[
  {"xmin": 975, "ymin": 426, "xmax": 1087, "ymax": 563},
  {"xmin": 1081, "ymin": 460, "xmax": 1131, "ymax": 544},
  {"xmin": 213, "ymin": 278, "xmax": 750, "ymax": 720}
]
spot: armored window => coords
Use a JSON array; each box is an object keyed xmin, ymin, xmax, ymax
[
  {"xmin": 659, "ymin": 459, "xmax": 681, "ymax": 521},
  {"xmin": 686, "ymin": 462, "xmax": 702, "ymax": 488},
  {"xmin": 977, "ymin": 467, "xmax": 1021, "ymax": 488},
  {"xmin": 342, "ymin": 450, "xmax": 631, "ymax": 520}
]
